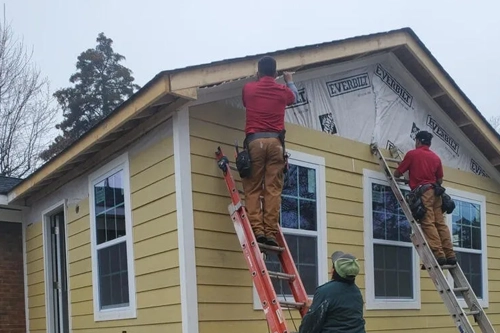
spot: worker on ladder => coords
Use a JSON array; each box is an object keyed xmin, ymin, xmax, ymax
[
  {"xmin": 298, "ymin": 251, "xmax": 366, "ymax": 333},
  {"xmin": 393, "ymin": 130, "xmax": 457, "ymax": 266},
  {"xmin": 236, "ymin": 55, "xmax": 299, "ymax": 247}
]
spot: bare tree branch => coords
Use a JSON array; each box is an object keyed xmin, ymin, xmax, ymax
[
  {"xmin": 489, "ymin": 115, "xmax": 500, "ymax": 134},
  {"xmin": 0, "ymin": 13, "xmax": 57, "ymax": 177}
]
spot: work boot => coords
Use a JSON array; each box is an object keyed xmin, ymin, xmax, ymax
[
  {"xmin": 255, "ymin": 234, "xmax": 267, "ymax": 244},
  {"xmin": 265, "ymin": 237, "xmax": 279, "ymax": 247},
  {"xmin": 446, "ymin": 257, "xmax": 457, "ymax": 265},
  {"xmin": 436, "ymin": 257, "xmax": 447, "ymax": 266}
]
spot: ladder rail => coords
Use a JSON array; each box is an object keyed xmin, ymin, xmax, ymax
[
  {"xmin": 275, "ymin": 227, "xmax": 309, "ymax": 317},
  {"xmin": 370, "ymin": 143, "xmax": 496, "ymax": 333},
  {"xmin": 449, "ymin": 264, "xmax": 496, "ymax": 332},
  {"xmin": 216, "ymin": 146, "xmax": 309, "ymax": 332}
]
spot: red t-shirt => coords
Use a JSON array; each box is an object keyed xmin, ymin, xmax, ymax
[
  {"xmin": 396, "ymin": 145, "xmax": 444, "ymax": 190},
  {"xmin": 242, "ymin": 76, "xmax": 296, "ymax": 134}
]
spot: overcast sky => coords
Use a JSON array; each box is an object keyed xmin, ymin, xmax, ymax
[{"xmin": 3, "ymin": 0, "xmax": 499, "ymax": 125}]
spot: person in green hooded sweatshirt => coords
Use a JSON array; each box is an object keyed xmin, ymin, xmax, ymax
[{"xmin": 298, "ymin": 251, "xmax": 366, "ymax": 333}]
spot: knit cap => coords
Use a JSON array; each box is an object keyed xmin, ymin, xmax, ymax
[{"xmin": 331, "ymin": 251, "xmax": 360, "ymax": 280}]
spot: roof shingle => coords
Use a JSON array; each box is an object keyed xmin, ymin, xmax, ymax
[{"xmin": 0, "ymin": 176, "xmax": 23, "ymax": 195}]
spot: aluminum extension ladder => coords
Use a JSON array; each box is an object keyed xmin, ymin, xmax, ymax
[
  {"xmin": 370, "ymin": 143, "xmax": 496, "ymax": 333},
  {"xmin": 215, "ymin": 146, "xmax": 308, "ymax": 333}
]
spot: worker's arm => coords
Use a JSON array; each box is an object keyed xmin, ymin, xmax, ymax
[
  {"xmin": 298, "ymin": 289, "xmax": 329, "ymax": 333},
  {"xmin": 394, "ymin": 151, "xmax": 412, "ymax": 178},
  {"xmin": 284, "ymin": 71, "xmax": 299, "ymax": 105}
]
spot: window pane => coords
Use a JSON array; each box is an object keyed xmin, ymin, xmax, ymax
[
  {"xmin": 371, "ymin": 183, "xmax": 410, "ymax": 243},
  {"xmin": 298, "ymin": 166, "xmax": 316, "ymax": 200},
  {"xmin": 281, "ymin": 164, "xmax": 318, "ymax": 232},
  {"xmin": 282, "ymin": 165, "xmax": 298, "ymax": 197},
  {"xmin": 373, "ymin": 244, "xmax": 413, "ymax": 299},
  {"xmin": 94, "ymin": 170, "xmax": 127, "ymax": 245},
  {"xmin": 452, "ymin": 200, "xmax": 482, "ymax": 251},
  {"xmin": 299, "ymin": 200, "xmax": 316, "ymax": 231},
  {"xmin": 455, "ymin": 251, "xmax": 482, "ymax": 298},
  {"xmin": 98, "ymin": 242, "xmax": 129, "ymax": 308},
  {"xmin": 266, "ymin": 234, "xmax": 318, "ymax": 296},
  {"xmin": 281, "ymin": 197, "xmax": 298, "ymax": 229}
]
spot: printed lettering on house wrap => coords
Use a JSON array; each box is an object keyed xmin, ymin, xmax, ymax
[
  {"xmin": 471, "ymin": 159, "xmax": 490, "ymax": 178},
  {"xmin": 426, "ymin": 115, "xmax": 460, "ymax": 155},
  {"xmin": 286, "ymin": 87, "xmax": 309, "ymax": 109},
  {"xmin": 325, "ymin": 73, "xmax": 371, "ymax": 98},
  {"xmin": 375, "ymin": 64, "xmax": 413, "ymax": 108}
]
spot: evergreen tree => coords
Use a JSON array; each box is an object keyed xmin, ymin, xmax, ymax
[{"xmin": 41, "ymin": 33, "xmax": 140, "ymax": 161}]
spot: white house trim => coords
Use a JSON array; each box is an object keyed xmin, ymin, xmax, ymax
[
  {"xmin": 62, "ymin": 200, "xmax": 73, "ymax": 333},
  {"xmin": 362, "ymin": 169, "xmax": 421, "ymax": 310},
  {"xmin": 173, "ymin": 106, "xmax": 199, "ymax": 333},
  {"xmin": 22, "ymin": 213, "xmax": 30, "ymax": 333},
  {"xmin": 88, "ymin": 153, "xmax": 137, "ymax": 321},
  {"xmin": 443, "ymin": 187, "xmax": 489, "ymax": 309},
  {"xmin": 41, "ymin": 200, "xmax": 68, "ymax": 331},
  {"xmin": 192, "ymin": 52, "xmax": 390, "ymax": 107},
  {"xmin": 252, "ymin": 149, "xmax": 327, "ymax": 310}
]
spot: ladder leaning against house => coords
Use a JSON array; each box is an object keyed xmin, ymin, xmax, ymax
[
  {"xmin": 370, "ymin": 142, "xmax": 496, "ymax": 333},
  {"xmin": 215, "ymin": 146, "xmax": 308, "ymax": 333}
]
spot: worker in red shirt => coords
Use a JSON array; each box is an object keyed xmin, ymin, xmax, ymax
[
  {"xmin": 394, "ymin": 130, "xmax": 456, "ymax": 266},
  {"xmin": 240, "ymin": 56, "xmax": 298, "ymax": 247}
]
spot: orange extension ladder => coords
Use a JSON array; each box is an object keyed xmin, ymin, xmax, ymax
[{"xmin": 215, "ymin": 146, "xmax": 309, "ymax": 333}]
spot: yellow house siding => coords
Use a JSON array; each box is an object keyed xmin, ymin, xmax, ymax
[
  {"xmin": 26, "ymin": 221, "xmax": 46, "ymax": 333},
  {"xmin": 61, "ymin": 135, "xmax": 180, "ymax": 333},
  {"xmin": 189, "ymin": 102, "xmax": 500, "ymax": 333}
]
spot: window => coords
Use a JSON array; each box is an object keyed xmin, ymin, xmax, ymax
[
  {"xmin": 89, "ymin": 153, "xmax": 137, "ymax": 321},
  {"xmin": 445, "ymin": 189, "xmax": 488, "ymax": 308},
  {"xmin": 363, "ymin": 169, "xmax": 421, "ymax": 310},
  {"xmin": 253, "ymin": 151, "xmax": 327, "ymax": 309}
]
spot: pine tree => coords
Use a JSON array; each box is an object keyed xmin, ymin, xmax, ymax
[{"xmin": 41, "ymin": 33, "xmax": 140, "ymax": 161}]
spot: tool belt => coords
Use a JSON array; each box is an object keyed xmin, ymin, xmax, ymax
[
  {"xmin": 235, "ymin": 130, "xmax": 289, "ymax": 179},
  {"xmin": 405, "ymin": 182, "xmax": 455, "ymax": 222}
]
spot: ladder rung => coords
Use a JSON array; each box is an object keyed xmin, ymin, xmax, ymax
[
  {"xmin": 229, "ymin": 165, "xmax": 238, "ymax": 171},
  {"xmin": 465, "ymin": 310, "xmax": 481, "ymax": 316},
  {"xmin": 280, "ymin": 301, "xmax": 304, "ymax": 309},
  {"xmin": 258, "ymin": 243, "xmax": 284, "ymax": 252},
  {"xmin": 441, "ymin": 264, "xmax": 457, "ymax": 270},
  {"xmin": 453, "ymin": 287, "xmax": 469, "ymax": 292},
  {"xmin": 268, "ymin": 271, "xmax": 295, "ymax": 280},
  {"xmin": 386, "ymin": 157, "xmax": 401, "ymax": 163}
]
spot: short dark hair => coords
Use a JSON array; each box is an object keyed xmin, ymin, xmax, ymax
[
  {"xmin": 415, "ymin": 130, "xmax": 433, "ymax": 146},
  {"xmin": 257, "ymin": 56, "xmax": 277, "ymax": 77}
]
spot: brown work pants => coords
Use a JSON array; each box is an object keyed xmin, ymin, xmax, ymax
[
  {"xmin": 242, "ymin": 137, "xmax": 285, "ymax": 239},
  {"xmin": 420, "ymin": 188, "xmax": 455, "ymax": 259}
]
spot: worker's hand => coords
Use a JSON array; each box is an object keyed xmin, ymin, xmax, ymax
[
  {"xmin": 304, "ymin": 298, "xmax": 313, "ymax": 308},
  {"xmin": 283, "ymin": 71, "xmax": 293, "ymax": 83}
]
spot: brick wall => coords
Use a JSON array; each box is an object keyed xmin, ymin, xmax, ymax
[{"xmin": 0, "ymin": 222, "xmax": 26, "ymax": 333}]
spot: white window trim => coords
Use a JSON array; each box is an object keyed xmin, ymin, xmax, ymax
[
  {"xmin": 253, "ymin": 149, "xmax": 328, "ymax": 310},
  {"xmin": 363, "ymin": 169, "xmax": 421, "ymax": 310},
  {"xmin": 88, "ymin": 152, "xmax": 137, "ymax": 321},
  {"xmin": 444, "ymin": 187, "xmax": 489, "ymax": 309}
]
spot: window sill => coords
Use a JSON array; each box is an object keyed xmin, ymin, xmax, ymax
[
  {"xmin": 94, "ymin": 306, "xmax": 137, "ymax": 322},
  {"xmin": 365, "ymin": 299, "xmax": 421, "ymax": 310},
  {"xmin": 252, "ymin": 288, "xmax": 313, "ymax": 310}
]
